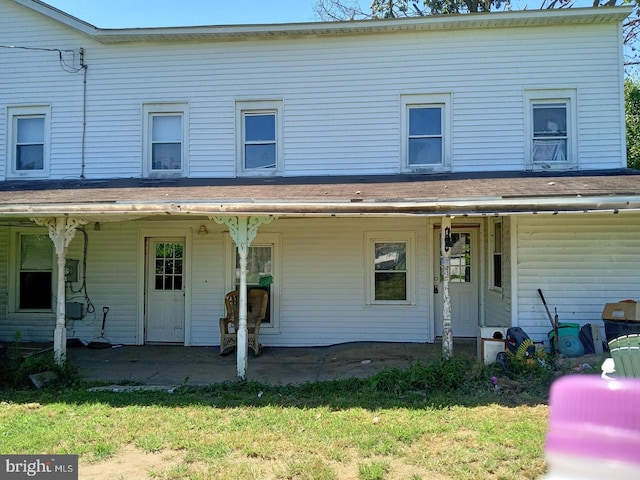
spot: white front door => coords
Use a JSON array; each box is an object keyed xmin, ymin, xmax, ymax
[
  {"xmin": 434, "ymin": 228, "xmax": 479, "ymax": 337},
  {"xmin": 145, "ymin": 238, "xmax": 185, "ymax": 343}
]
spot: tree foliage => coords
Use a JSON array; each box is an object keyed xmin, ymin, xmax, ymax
[
  {"xmin": 314, "ymin": 1, "xmax": 640, "ymax": 67},
  {"xmin": 626, "ymin": 77, "xmax": 640, "ymax": 169}
]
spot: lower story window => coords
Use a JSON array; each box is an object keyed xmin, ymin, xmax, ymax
[
  {"xmin": 374, "ymin": 242, "xmax": 407, "ymax": 301},
  {"xmin": 235, "ymin": 245, "xmax": 273, "ymax": 325},
  {"xmin": 367, "ymin": 232, "xmax": 414, "ymax": 305},
  {"xmin": 492, "ymin": 221, "xmax": 503, "ymax": 290},
  {"xmin": 19, "ymin": 234, "xmax": 53, "ymax": 310}
]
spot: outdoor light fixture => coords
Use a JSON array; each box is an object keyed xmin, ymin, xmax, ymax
[
  {"xmin": 94, "ymin": 222, "xmax": 101, "ymax": 231},
  {"xmin": 444, "ymin": 226, "xmax": 453, "ymax": 252},
  {"xmin": 198, "ymin": 225, "xmax": 209, "ymax": 236}
]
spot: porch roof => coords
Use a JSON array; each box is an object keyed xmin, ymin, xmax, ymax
[{"xmin": 0, "ymin": 170, "xmax": 639, "ymax": 219}]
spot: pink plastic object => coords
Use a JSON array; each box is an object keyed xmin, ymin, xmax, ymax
[{"xmin": 546, "ymin": 375, "xmax": 640, "ymax": 467}]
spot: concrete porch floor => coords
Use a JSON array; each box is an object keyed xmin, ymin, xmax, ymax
[{"xmin": 65, "ymin": 340, "xmax": 477, "ymax": 387}]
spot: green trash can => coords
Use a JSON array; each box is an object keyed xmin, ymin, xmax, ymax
[{"xmin": 548, "ymin": 323, "xmax": 584, "ymax": 357}]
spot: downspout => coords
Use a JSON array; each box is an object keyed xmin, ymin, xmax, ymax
[{"xmin": 80, "ymin": 48, "xmax": 87, "ymax": 179}]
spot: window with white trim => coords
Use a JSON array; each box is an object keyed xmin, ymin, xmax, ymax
[
  {"xmin": 7, "ymin": 106, "xmax": 50, "ymax": 178},
  {"xmin": 401, "ymin": 94, "xmax": 450, "ymax": 172},
  {"xmin": 236, "ymin": 100, "xmax": 283, "ymax": 175},
  {"xmin": 526, "ymin": 90, "xmax": 577, "ymax": 170},
  {"xmin": 225, "ymin": 233, "xmax": 281, "ymax": 331},
  {"xmin": 491, "ymin": 220, "xmax": 503, "ymax": 290},
  {"xmin": 366, "ymin": 232, "xmax": 415, "ymax": 305},
  {"xmin": 143, "ymin": 104, "xmax": 187, "ymax": 176},
  {"xmin": 17, "ymin": 234, "xmax": 53, "ymax": 310}
]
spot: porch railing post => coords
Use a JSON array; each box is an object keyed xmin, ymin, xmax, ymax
[
  {"xmin": 213, "ymin": 215, "xmax": 275, "ymax": 380},
  {"xmin": 441, "ymin": 215, "xmax": 453, "ymax": 360},
  {"xmin": 236, "ymin": 217, "xmax": 249, "ymax": 379},
  {"xmin": 31, "ymin": 216, "xmax": 87, "ymax": 365}
]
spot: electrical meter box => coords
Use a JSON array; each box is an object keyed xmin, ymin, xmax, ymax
[{"xmin": 65, "ymin": 302, "xmax": 83, "ymax": 320}]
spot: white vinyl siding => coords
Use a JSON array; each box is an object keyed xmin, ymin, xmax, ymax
[
  {"xmin": 0, "ymin": 218, "xmax": 432, "ymax": 345},
  {"xmin": 280, "ymin": 220, "xmax": 426, "ymax": 346},
  {"xmin": 0, "ymin": 1, "xmax": 625, "ymax": 180},
  {"xmin": 515, "ymin": 214, "xmax": 640, "ymax": 341}
]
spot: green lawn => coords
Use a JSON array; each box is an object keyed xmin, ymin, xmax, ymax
[{"xmin": 0, "ymin": 356, "xmax": 564, "ymax": 480}]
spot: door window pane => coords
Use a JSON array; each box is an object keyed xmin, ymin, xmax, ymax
[
  {"xmin": 154, "ymin": 242, "xmax": 184, "ymax": 291},
  {"xmin": 440, "ymin": 233, "xmax": 471, "ymax": 283}
]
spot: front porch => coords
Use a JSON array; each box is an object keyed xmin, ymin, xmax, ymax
[{"xmin": 64, "ymin": 341, "xmax": 477, "ymax": 387}]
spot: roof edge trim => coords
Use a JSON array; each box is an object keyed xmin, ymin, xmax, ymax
[{"xmin": 12, "ymin": 2, "xmax": 633, "ymax": 43}]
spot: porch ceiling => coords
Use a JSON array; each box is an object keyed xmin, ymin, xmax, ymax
[{"xmin": 0, "ymin": 170, "xmax": 639, "ymax": 219}]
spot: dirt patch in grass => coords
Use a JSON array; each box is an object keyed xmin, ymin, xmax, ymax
[
  {"xmin": 80, "ymin": 445, "xmax": 186, "ymax": 480},
  {"xmin": 79, "ymin": 445, "xmax": 453, "ymax": 480}
]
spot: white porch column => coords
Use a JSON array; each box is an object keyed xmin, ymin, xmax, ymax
[
  {"xmin": 440, "ymin": 216, "xmax": 453, "ymax": 360},
  {"xmin": 32, "ymin": 217, "xmax": 87, "ymax": 365},
  {"xmin": 212, "ymin": 215, "xmax": 275, "ymax": 379}
]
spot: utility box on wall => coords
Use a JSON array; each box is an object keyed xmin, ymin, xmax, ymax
[{"xmin": 65, "ymin": 302, "xmax": 83, "ymax": 320}]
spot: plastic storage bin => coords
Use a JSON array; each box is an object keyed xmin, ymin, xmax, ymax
[{"xmin": 604, "ymin": 320, "xmax": 640, "ymax": 342}]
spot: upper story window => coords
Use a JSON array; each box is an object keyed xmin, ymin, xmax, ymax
[
  {"xmin": 7, "ymin": 106, "xmax": 50, "ymax": 179},
  {"xmin": 236, "ymin": 100, "xmax": 283, "ymax": 176},
  {"xmin": 402, "ymin": 94, "xmax": 451, "ymax": 173},
  {"xmin": 143, "ymin": 103, "xmax": 187, "ymax": 176},
  {"xmin": 526, "ymin": 89, "xmax": 577, "ymax": 170}
]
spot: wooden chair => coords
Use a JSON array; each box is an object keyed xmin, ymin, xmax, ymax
[
  {"xmin": 219, "ymin": 289, "xmax": 269, "ymax": 356},
  {"xmin": 602, "ymin": 335, "xmax": 640, "ymax": 379}
]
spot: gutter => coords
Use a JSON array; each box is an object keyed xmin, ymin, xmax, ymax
[{"xmin": 13, "ymin": 2, "xmax": 633, "ymax": 44}]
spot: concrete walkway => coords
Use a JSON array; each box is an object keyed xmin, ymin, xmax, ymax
[{"xmin": 66, "ymin": 341, "xmax": 477, "ymax": 387}]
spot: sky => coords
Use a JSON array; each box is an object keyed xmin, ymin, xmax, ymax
[
  {"xmin": 42, "ymin": 0, "xmax": 372, "ymax": 27},
  {"xmin": 40, "ymin": 1, "xmax": 599, "ymax": 29}
]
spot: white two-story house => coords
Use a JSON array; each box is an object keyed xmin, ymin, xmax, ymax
[{"xmin": 1, "ymin": 0, "xmax": 639, "ymax": 371}]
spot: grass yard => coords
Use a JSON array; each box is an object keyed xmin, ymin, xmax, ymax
[{"xmin": 0, "ymin": 355, "xmax": 580, "ymax": 480}]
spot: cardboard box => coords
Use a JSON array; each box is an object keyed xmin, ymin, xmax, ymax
[{"xmin": 601, "ymin": 302, "xmax": 640, "ymax": 322}]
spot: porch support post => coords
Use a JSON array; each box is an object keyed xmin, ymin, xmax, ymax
[
  {"xmin": 31, "ymin": 216, "xmax": 87, "ymax": 365},
  {"xmin": 212, "ymin": 215, "xmax": 275, "ymax": 380},
  {"xmin": 440, "ymin": 215, "xmax": 453, "ymax": 360}
]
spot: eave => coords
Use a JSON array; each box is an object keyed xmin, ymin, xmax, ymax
[{"xmin": 0, "ymin": 171, "xmax": 639, "ymax": 220}]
